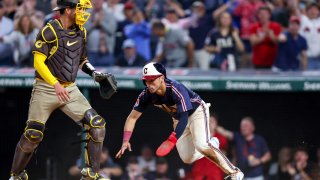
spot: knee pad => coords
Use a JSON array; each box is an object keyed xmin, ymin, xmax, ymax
[
  {"xmin": 20, "ymin": 121, "xmax": 45, "ymax": 152},
  {"xmin": 83, "ymin": 109, "xmax": 106, "ymax": 142},
  {"xmin": 24, "ymin": 121, "xmax": 45, "ymax": 143}
]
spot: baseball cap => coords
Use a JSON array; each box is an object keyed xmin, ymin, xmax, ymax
[
  {"xmin": 192, "ymin": 1, "xmax": 205, "ymax": 8},
  {"xmin": 290, "ymin": 16, "xmax": 300, "ymax": 24},
  {"xmin": 142, "ymin": 62, "xmax": 167, "ymax": 80},
  {"xmin": 124, "ymin": 2, "xmax": 134, "ymax": 10},
  {"xmin": 122, "ymin": 39, "xmax": 136, "ymax": 49}
]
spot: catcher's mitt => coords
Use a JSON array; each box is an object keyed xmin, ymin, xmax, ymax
[{"xmin": 93, "ymin": 72, "xmax": 117, "ymax": 100}]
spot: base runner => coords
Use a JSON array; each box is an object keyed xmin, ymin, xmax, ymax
[{"xmin": 115, "ymin": 62, "xmax": 244, "ymax": 180}]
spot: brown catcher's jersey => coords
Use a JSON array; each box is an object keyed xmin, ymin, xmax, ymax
[{"xmin": 32, "ymin": 19, "xmax": 88, "ymax": 83}]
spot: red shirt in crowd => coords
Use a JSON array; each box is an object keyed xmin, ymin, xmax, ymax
[
  {"xmin": 233, "ymin": 0, "xmax": 265, "ymax": 39},
  {"xmin": 191, "ymin": 133, "xmax": 229, "ymax": 180},
  {"xmin": 250, "ymin": 22, "xmax": 282, "ymax": 67}
]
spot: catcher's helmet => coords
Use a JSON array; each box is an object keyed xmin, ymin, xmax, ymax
[
  {"xmin": 142, "ymin": 62, "xmax": 166, "ymax": 80},
  {"xmin": 53, "ymin": 0, "xmax": 92, "ymax": 30},
  {"xmin": 53, "ymin": 0, "xmax": 79, "ymax": 11}
]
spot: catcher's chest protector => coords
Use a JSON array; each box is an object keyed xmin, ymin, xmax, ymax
[{"xmin": 46, "ymin": 21, "xmax": 85, "ymax": 82}]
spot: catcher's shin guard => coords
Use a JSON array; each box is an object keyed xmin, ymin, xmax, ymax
[
  {"xmin": 9, "ymin": 170, "xmax": 28, "ymax": 180},
  {"xmin": 82, "ymin": 109, "xmax": 106, "ymax": 172},
  {"xmin": 11, "ymin": 121, "xmax": 45, "ymax": 175},
  {"xmin": 80, "ymin": 167, "xmax": 110, "ymax": 180}
]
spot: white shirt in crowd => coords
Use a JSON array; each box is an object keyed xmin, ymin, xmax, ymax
[{"xmin": 299, "ymin": 15, "xmax": 320, "ymax": 58}]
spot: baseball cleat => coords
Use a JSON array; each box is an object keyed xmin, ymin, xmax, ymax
[
  {"xmin": 225, "ymin": 168, "xmax": 244, "ymax": 180},
  {"xmin": 9, "ymin": 170, "xmax": 28, "ymax": 180},
  {"xmin": 80, "ymin": 167, "xmax": 110, "ymax": 180}
]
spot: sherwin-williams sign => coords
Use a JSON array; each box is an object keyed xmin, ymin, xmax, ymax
[{"xmin": 0, "ymin": 67, "xmax": 319, "ymax": 92}]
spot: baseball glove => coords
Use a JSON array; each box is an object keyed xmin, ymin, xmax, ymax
[{"xmin": 93, "ymin": 72, "xmax": 117, "ymax": 100}]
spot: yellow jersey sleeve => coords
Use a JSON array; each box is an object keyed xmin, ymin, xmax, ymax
[{"xmin": 34, "ymin": 52, "xmax": 58, "ymax": 86}]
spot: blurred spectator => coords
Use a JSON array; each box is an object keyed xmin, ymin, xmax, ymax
[
  {"xmin": 124, "ymin": 9, "xmax": 151, "ymax": 60},
  {"xmin": 115, "ymin": 39, "xmax": 146, "ymax": 67},
  {"xmin": 217, "ymin": 116, "xmax": 271, "ymax": 179},
  {"xmin": 3, "ymin": 0, "xmax": 17, "ymax": 20},
  {"xmin": 114, "ymin": 2, "xmax": 134, "ymax": 56},
  {"xmin": 121, "ymin": 156, "xmax": 145, "ymax": 180},
  {"xmin": 1, "ymin": 14, "xmax": 38, "ymax": 67},
  {"xmin": 104, "ymin": 0, "xmax": 125, "ymax": 22},
  {"xmin": 205, "ymin": 11, "xmax": 244, "ymax": 71},
  {"xmin": 291, "ymin": 148, "xmax": 312, "ymax": 180},
  {"xmin": 161, "ymin": 7, "xmax": 196, "ymax": 33},
  {"xmin": 145, "ymin": 0, "xmax": 166, "ymax": 19},
  {"xmin": 233, "ymin": 0, "xmax": 265, "ymax": 68},
  {"xmin": 129, "ymin": 0, "xmax": 148, "ymax": 12},
  {"xmin": 233, "ymin": 0, "xmax": 264, "ymax": 67},
  {"xmin": 192, "ymin": 114, "xmax": 228, "ymax": 180},
  {"xmin": 213, "ymin": 0, "xmax": 241, "ymax": 29},
  {"xmin": 144, "ymin": 157, "xmax": 174, "ymax": 180},
  {"xmin": 44, "ymin": 0, "xmax": 59, "ymax": 24},
  {"xmin": 85, "ymin": 0, "xmax": 117, "ymax": 66},
  {"xmin": 297, "ymin": 2, "xmax": 320, "ymax": 70},
  {"xmin": 270, "ymin": 0, "xmax": 291, "ymax": 29},
  {"xmin": 137, "ymin": 145, "xmax": 156, "ymax": 173},
  {"xmin": 0, "ymin": 1, "xmax": 14, "ymax": 66},
  {"xmin": 145, "ymin": 0, "xmax": 185, "ymax": 19},
  {"xmin": 189, "ymin": 1, "xmax": 214, "ymax": 70},
  {"xmin": 234, "ymin": 0, "xmax": 265, "ymax": 39},
  {"xmin": 250, "ymin": 6, "xmax": 281, "ymax": 69},
  {"xmin": 69, "ymin": 147, "xmax": 123, "ymax": 179},
  {"xmin": 152, "ymin": 20, "xmax": 194, "ymax": 67},
  {"xmin": 268, "ymin": 146, "xmax": 293, "ymax": 180},
  {"xmin": 273, "ymin": 16, "xmax": 308, "ymax": 71},
  {"xmin": 14, "ymin": 0, "xmax": 44, "ymax": 29}
]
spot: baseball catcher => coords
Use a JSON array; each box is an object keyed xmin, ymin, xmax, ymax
[{"xmin": 9, "ymin": 0, "xmax": 116, "ymax": 179}]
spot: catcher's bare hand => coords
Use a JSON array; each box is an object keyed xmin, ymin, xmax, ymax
[
  {"xmin": 116, "ymin": 141, "xmax": 132, "ymax": 159},
  {"xmin": 54, "ymin": 82, "xmax": 70, "ymax": 102}
]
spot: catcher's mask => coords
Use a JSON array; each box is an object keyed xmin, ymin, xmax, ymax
[
  {"xmin": 142, "ymin": 62, "xmax": 166, "ymax": 85},
  {"xmin": 53, "ymin": 0, "xmax": 92, "ymax": 30}
]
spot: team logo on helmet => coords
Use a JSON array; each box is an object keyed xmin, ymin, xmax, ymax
[{"xmin": 142, "ymin": 63, "xmax": 165, "ymax": 80}]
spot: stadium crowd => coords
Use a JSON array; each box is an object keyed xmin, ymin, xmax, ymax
[
  {"xmin": 0, "ymin": 0, "xmax": 320, "ymax": 71},
  {"xmin": 68, "ymin": 115, "xmax": 320, "ymax": 180},
  {"xmin": 1, "ymin": 0, "xmax": 320, "ymax": 179}
]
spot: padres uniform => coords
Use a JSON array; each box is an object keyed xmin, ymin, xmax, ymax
[{"xmin": 10, "ymin": 18, "xmax": 108, "ymax": 179}]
